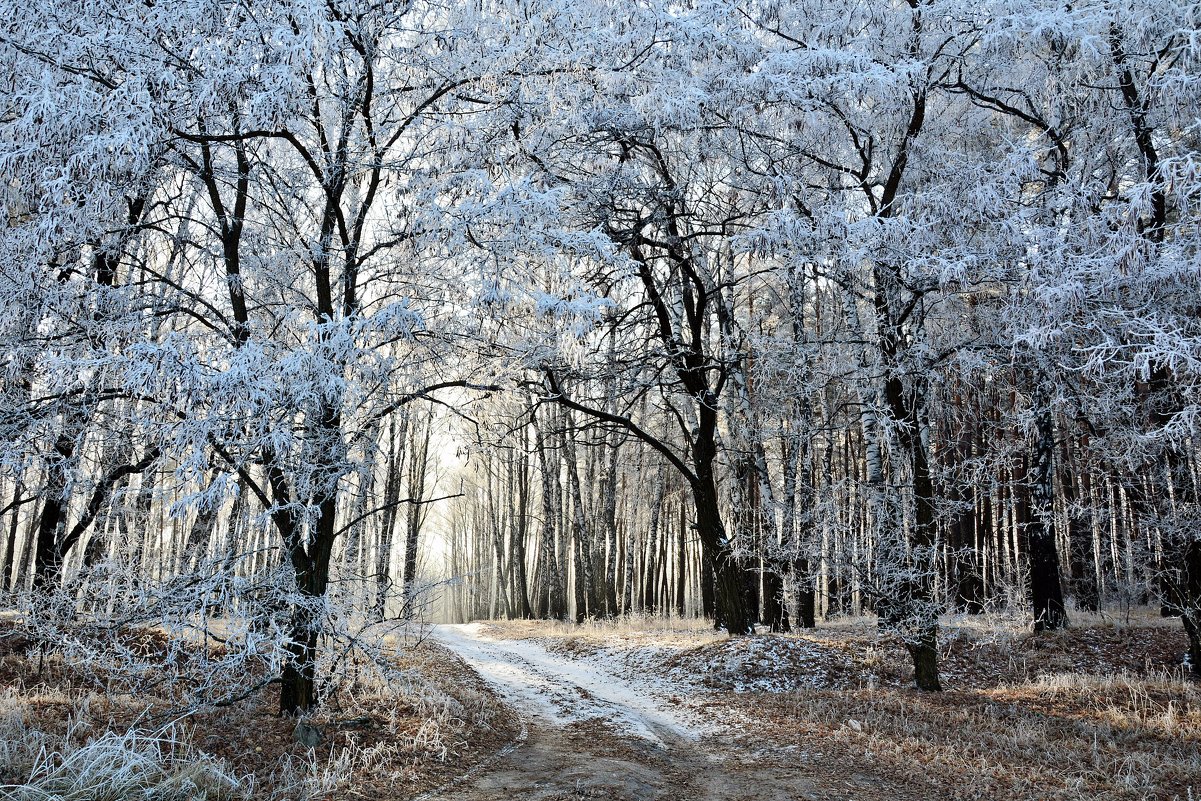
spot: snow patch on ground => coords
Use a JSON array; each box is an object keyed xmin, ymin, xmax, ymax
[
  {"xmin": 431, "ymin": 623, "xmax": 708, "ymax": 747},
  {"xmin": 660, "ymin": 635, "xmax": 855, "ymax": 693},
  {"xmin": 528, "ymin": 628, "xmax": 858, "ymax": 694}
]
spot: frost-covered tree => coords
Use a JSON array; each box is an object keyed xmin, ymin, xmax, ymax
[
  {"xmin": 1, "ymin": 0, "xmax": 540, "ymax": 713},
  {"xmin": 4, "ymin": 0, "xmax": 1201, "ymax": 707},
  {"xmin": 999, "ymin": 0, "xmax": 1201, "ymax": 667}
]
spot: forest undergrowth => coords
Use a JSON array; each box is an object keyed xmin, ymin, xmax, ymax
[
  {"xmin": 0, "ymin": 617, "xmax": 514, "ymax": 800},
  {"xmin": 0, "ymin": 610, "xmax": 1196, "ymax": 800}
]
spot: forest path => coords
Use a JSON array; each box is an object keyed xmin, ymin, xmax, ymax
[{"xmin": 425, "ymin": 623, "xmax": 848, "ymax": 801}]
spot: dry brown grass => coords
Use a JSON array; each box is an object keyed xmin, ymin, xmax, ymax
[
  {"xmin": 0, "ymin": 621, "xmax": 514, "ymax": 800},
  {"xmin": 481, "ymin": 614, "xmax": 722, "ymax": 648},
  {"xmin": 735, "ymin": 672, "xmax": 1200, "ymax": 801},
  {"xmin": 5, "ymin": 612, "xmax": 1196, "ymax": 800},
  {"xmin": 481, "ymin": 611, "xmax": 1200, "ymax": 800}
]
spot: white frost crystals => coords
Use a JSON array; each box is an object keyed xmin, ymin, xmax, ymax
[
  {"xmin": 432, "ymin": 624, "xmax": 707, "ymax": 747},
  {"xmin": 2, "ymin": 0, "xmax": 1201, "ymax": 730}
]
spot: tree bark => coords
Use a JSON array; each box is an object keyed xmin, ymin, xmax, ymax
[
  {"xmin": 561, "ymin": 414, "xmax": 593, "ymax": 622},
  {"xmin": 3, "ymin": 481, "xmax": 24, "ymax": 591},
  {"xmin": 534, "ymin": 410, "xmax": 566, "ymax": 619},
  {"xmin": 509, "ymin": 438, "xmax": 534, "ymax": 619},
  {"xmin": 1025, "ymin": 397, "xmax": 1068, "ymax": 631},
  {"xmin": 1058, "ymin": 427, "xmax": 1098, "ymax": 612},
  {"xmin": 31, "ymin": 430, "xmax": 77, "ymax": 593},
  {"xmin": 402, "ymin": 414, "xmax": 433, "ymax": 618}
]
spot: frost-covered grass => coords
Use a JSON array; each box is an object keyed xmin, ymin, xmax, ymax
[
  {"xmin": 741, "ymin": 669, "xmax": 1201, "ymax": 800},
  {"xmin": 480, "ymin": 613, "xmax": 720, "ymax": 646},
  {"xmin": 474, "ymin": 612, "xmax": 1198, "ymax": 800},
  {"xmin": 0, "ymin": 619, "xmax": 512, "ymax": 801},
  {"xmin": 0, "ymin": 690, "xmax": 246, "ymax": 800},
  {"xmin": 0, "ymin": 686, "xmax": 442, "ymax": 801},
  {"xmin": 483, "ymin": 609, "xmax": 1191, "ymax": 697}
]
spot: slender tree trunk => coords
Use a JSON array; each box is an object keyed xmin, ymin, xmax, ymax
[
  {"xmin": 561, "ymin": 414, "xmax": 593, "ymax": 621},
  {"xmin": 1062, "ymin": 430, "xmax": 1099, "ymax": 612},
  {"xmin": 534, "ymin": 410, "xmax": 566, "ymax": 619},
  {"xmin": 3, "ymin": 480, "xmax": 27, "ymax": 592},
  {"xmin": 510, "ymin": 438, "xmax": 534, "ymax": 619},
  {"xmin": 782, "ymin": 426, "xmax": 815, "ymax": 629},
  {"xmin": 401, "ymin": 414, "xmax": 433, "ymax": 617},
  {"xmin": 643, "ymin": 474, "xmax": 664, "ymax": 614},
  {"xmin": 375, "ymin": 416, "xmax": 406, "ymax": 620},
  {"xmin": 601, "ymin": 439, "xmax": 621, "ymax": 617},
  {"xmin": 675, "ymin": 501, "xmax": 686, "ymax": 617}
]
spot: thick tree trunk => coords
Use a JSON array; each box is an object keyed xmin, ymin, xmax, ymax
[
  {"xmin": 692, "ymin": 468, "xmax": 753, "ymax": 635},
  {"xmin": 764, "ymin": 568, "xmax": 789, "ymax": 632},
  {"xmin": 732, "ymin": 455, "xmax": 762, "ymax": 625},
  {"xmin": 875, "ymin": 305, "xmax": 943, "ymax": 691},
  {"xmin": 795, "ymin": 557, "xmax": 816, "ymax": 629},
  {"xmin": 906, "ymin": 398, "xmax": 942, "ymax": 691},
  {"xmin": 700, "ymin": 552, "xmax": 716, "ymax": 620},
  {"xmin": 31, "ymin": 431, "xmax": 75, "ymax": 593},
  {"xmin": 279, "ymin": 609, "xmax": 320, "ymax": 714},
  {"xmin": 906, "ymin": 630, "xmax": 941, "ymax": 692},
  {"xmin": 1182, "ymin": 534, "xmax": 1201, "ymax": 675},
  {"xmin": 279, "ymin": 493, "xmax": 335, "ymax": 716},
  {"xmin": 276, "ymin": 404, "xmax": 341, "ymax": 715},
  {"xmin": 1027, "ymin": 400, "xmax": 1068, "ymax": 631}
]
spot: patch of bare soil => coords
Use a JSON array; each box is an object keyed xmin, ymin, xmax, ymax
[{"xmin": 426, "ymin": 713, "xmax": 919, "ymax": 801}]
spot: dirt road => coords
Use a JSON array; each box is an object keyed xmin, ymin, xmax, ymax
[{"xmin": 423, "ymin": 623, "xmax": 851, "ymax": 801}]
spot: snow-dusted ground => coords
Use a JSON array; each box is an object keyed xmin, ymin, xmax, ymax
[
  {"xmin": 658, "ymin": 634, "xmax": 854, "ymax": 692},
  {"xmin": 430, "ymin": 623, "xmax": 707, "ymax": 747}
]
